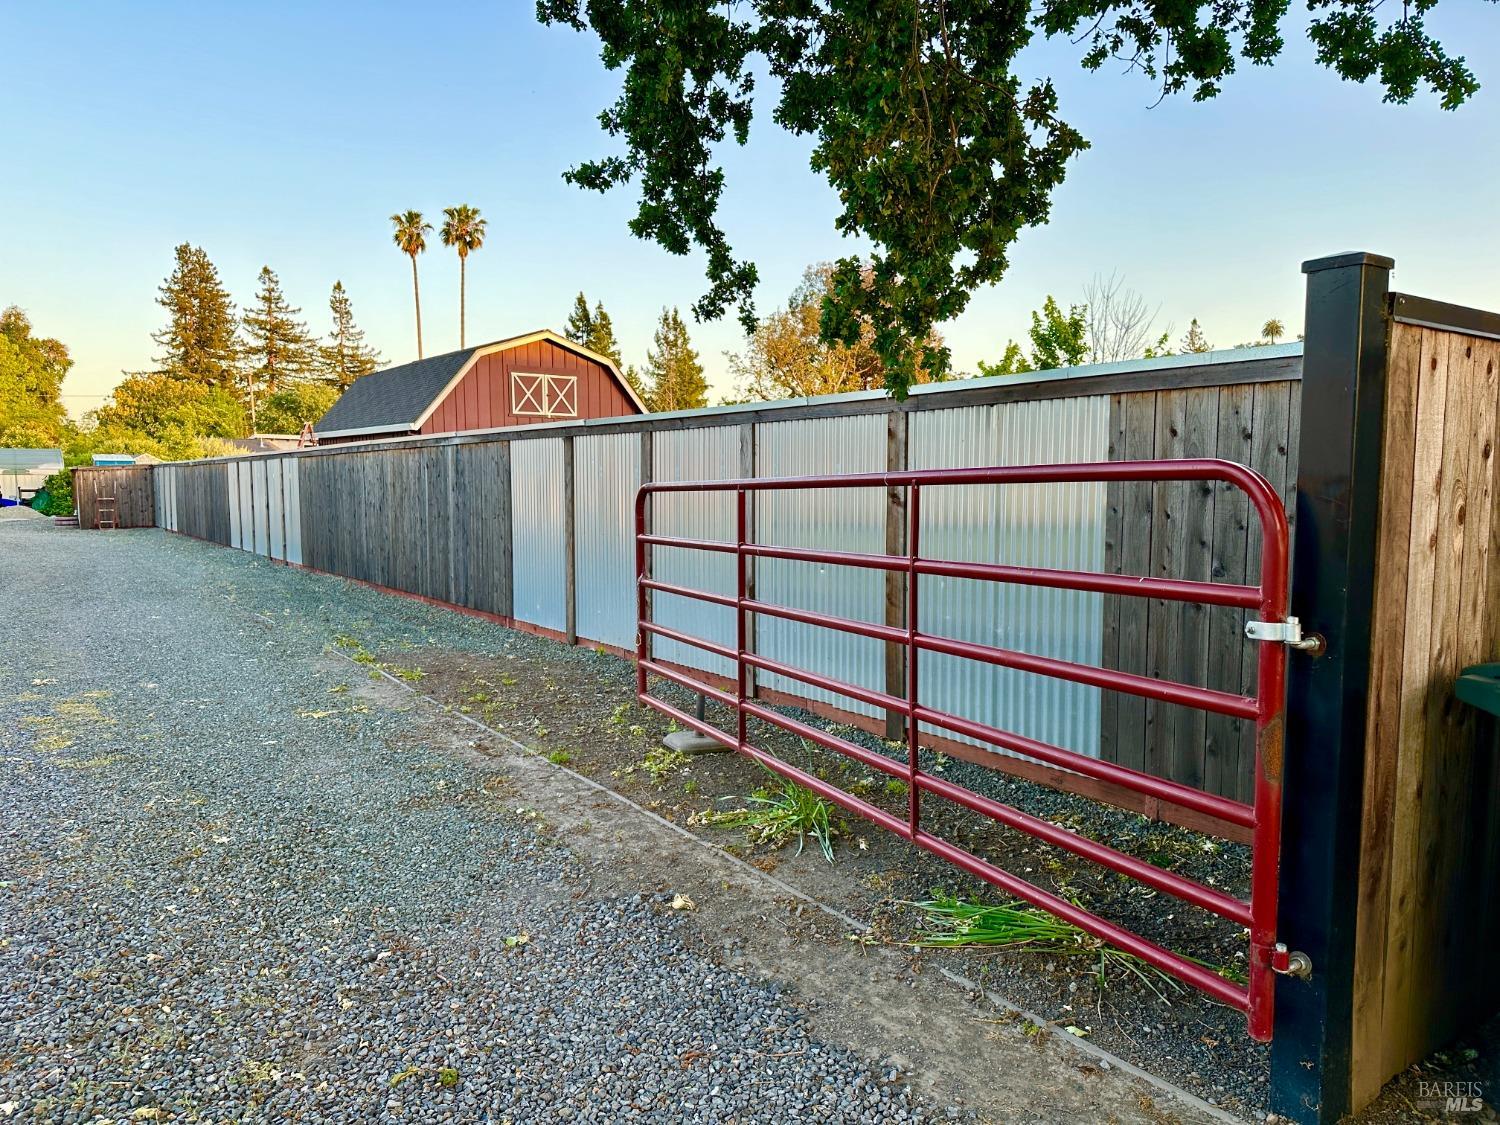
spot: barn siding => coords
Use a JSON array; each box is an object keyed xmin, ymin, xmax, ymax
[{"xmin": 419, "ymin": 338, "xmax": 636, "ymax": 436}]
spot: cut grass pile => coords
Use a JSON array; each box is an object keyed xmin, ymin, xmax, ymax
[
  {"xmin": 905, "ymin": 891, "xmax": 1189, "ymax": 1001},
  {"xmin": 696, "ymin": 771, "xmax": 844, "ymax": 862}
]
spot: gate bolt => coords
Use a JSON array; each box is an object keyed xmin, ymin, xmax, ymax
[{"xmin": 1271, "ymin": 942, "xmax": 1312, "ymax": 979}]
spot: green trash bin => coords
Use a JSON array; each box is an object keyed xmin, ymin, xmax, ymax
[{"xmin": 1455, "ymin": 662, "xmax": 1500, "ymax": 719}]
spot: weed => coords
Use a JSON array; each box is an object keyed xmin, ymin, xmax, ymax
[
  {"xmin": 385, "ymin": 665, "xmax": 426, "ymax": 683},
  {"xmin": 438, "ymin": 1067, "xmax": 459, "ymax": 1088},
  {"xmin": 619, "ymin": 746, "xmax": 690, "ymax": 786},
  {"xmin": 546, "ymin": 749, "xmax": 573, "ymax": 766},
  {"xmin": 904, "ymin": 891, "xmax": 1186, "ymax": 1001},
  {"xmin": 696, "ymin": 772, "xmax": 843, "ymax": 862},
  {"xmin": 681, "ymin": 779, "xmax": 699, "ymax": 796},
  {"xmin": 884, "ymin": 778, "xmax": 908, "ymax": 798}
]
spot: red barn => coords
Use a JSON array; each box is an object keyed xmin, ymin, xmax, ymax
[{"xmin": 315, "ymin": 329, "xmax": 644, "ymax": 444}]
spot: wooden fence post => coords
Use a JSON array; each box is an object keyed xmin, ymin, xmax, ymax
[{"xmin": 1270, "ymin": 251, "xmax": 1394, "ymax": 1123}]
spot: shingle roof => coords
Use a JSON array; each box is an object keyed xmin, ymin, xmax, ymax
[{"xmin": 315, "ymin": 347, "xmax": 476, "ymax": 434}]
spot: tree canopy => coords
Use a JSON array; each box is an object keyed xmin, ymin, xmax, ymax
[
  {"xmin": 564, "ymin": 292, "xmax": 625, "ymax": 366},
  {"xmin": 979, "ymin": 296, "xmax": 1088, "ymax": 377},
  {"xmin": 539, "ymin": 0, "xmax": 1486, "ymax": 397},
  {"xmin": 152, "ymin": 243, "xmax": 240, "ymax": 388},
  {"xmin": 92, "ymin": 372, "xmax": 247, "ymax": 457},
  {"xmin": 242, "ymin": 265, "xmax": 318, "ymax": 406},
  {"xmin": 643, "ymin": 307, "xmax": 707, "ymax": 412},
  {"xmin": 0, "ymin": 306, "xmax": 71, "ymax": 446},
  {"xmin": 730, "ymin": 262, "xmax": 943, "ymax": 401},
  {"xmin": 320, "ymin": 281, "xmax": 381, "ymax": 389}
]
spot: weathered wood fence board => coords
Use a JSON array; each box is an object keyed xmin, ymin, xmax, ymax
[{"xmin": 1100, "ymin": 379, "xmax": 1299, "ymax": 803}]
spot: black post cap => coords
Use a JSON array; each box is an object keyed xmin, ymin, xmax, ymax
[{"xmin": 1301, "ymin": 251, "xmax": 1396, "ymax": 275}]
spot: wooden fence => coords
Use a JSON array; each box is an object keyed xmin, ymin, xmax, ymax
[
  {"xmin": 72, "ymin": 466, "xmax": 155, "ymax": 528},
  {"xmin": 1351, "ymin": 310, "xmax": 1500, "ymax": 1107}
]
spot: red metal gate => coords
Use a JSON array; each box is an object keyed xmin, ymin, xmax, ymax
[{"xmin": 633, "ymin": 459, "xmax": 1297, "ymax": 1040}]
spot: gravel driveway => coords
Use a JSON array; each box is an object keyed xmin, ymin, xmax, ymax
[{"xmin": 0, "ymin": 522, "xmax": 956, "ymax": 1123}]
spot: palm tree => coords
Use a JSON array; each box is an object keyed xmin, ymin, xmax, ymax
[
  {"xmin": 391, "ymin": 210, "xmax": 432, "ymax": 359},
  {"xmin": 440, "ymin": 204, "xmax": 487, "ymax": 348},
  {"xmin": 1262, "ymin": 318, "xmax": 1285, "ymax": 345}
]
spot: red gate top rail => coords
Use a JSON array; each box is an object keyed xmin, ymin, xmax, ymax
[{"xmin": 632, "ymin": 457, "xmax": 1291, "ymax": 1042}]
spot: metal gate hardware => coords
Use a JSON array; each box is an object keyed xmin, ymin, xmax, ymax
[
  {"xmin": 1246, "ymin": 616, "xmax": 1324, "ymax": 654},
  {"xmin": 1272, "ymin": 943, "xmax": 1313, "ymax": 979}
]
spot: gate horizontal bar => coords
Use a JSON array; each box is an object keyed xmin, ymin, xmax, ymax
[
  {"xmin": 641, "ymin": 534, "xmax": 1261, "ymax": 609},
  {"xmin": 915, "ymin": 631, "xmax": 1259, "ymax": 719}
]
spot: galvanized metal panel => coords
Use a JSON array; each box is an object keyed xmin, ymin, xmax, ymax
[
  {"xmin": 909, "ymin": 397, "xmax": 1110, "ymax": 760},
  {"xmin": 574, "ymin": 432, "xmax": 641, "ymax": 650},
  {"xmin": 267, "ymin": 459, "xmax": 286, "ymax": 560},
  {"xmin": 510, "ymin": 438, "xmax": 567, "ymax": 632},
  {"xmin": 250, "ymin": 460, "xmax": 270, "ymax": 556},
  {"xmin": 227, "ymin": 463, "xmax": 242, "ymax": 546},
  {"xmin": 283, "ymin": 458, "xmax": 302, "ymax": 565},
  {"xmin": 650, "ymin": 426, "xmax": 741, "ymax": 677},
  {"xmin": 753, "ymin": 415, "xmax": 887, "ymax": 715},
  {"xmin": 236, "ymin": 461, "xmax": 253, "ymax": 551}
]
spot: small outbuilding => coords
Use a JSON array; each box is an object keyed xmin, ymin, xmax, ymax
[
  {"xmin": 0, "ymin": 447, "xmax": 63, "ymax": 502},
  {"xmin": 314, "ymin": 329, "xmax": 645, "ymax": 445}
]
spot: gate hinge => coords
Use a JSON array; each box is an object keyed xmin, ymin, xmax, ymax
[
  {"xmin": 1245, "ymin": 616, "xmax": 1325, "ymax": 655},
  {"xmin": 1271, "ymin": 943, "xmax": 1313, "ymax": 979}
]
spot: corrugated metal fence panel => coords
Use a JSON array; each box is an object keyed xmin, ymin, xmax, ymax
[
  {"xmin": 267, "ymin": 459, "xmax": 287, "ymax": 561},
  {"xmin": 251, "ymin": 460, "xmax": 270, "ymax": 556},
  {"xmin": 283, "ymin": 457, "xmax": 303, "ymax": 565},
  {"xmin": 650, "ymin": 426, "xmax": 741, "ymax": 678},
  {"xmin": 227, "ymin": 463, "xmax": 242, "ymax": 547},
  {"xmin": 574, "ymin": 432, "xmax": 642, "ymax": 650},
  {"xmin": 753, "ymin": 415, "xmax": 887, "ymax": 715},
  {"xmin": 510, "ymin": 438, "xmax": 567, "ymax": 632},
  {"xmin": 909, "ymin": 397, "xmax": 1110, "ymax": 760}
]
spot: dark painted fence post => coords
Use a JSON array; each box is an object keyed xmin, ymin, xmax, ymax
[{"xmin": 1270, "ymin": 251, "xmax": 1393, "ymax": 1122}]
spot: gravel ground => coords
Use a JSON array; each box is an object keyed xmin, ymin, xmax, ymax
[{"xmin": 0, "ymin": 522, "xmax": 962, "ymax": 1123}]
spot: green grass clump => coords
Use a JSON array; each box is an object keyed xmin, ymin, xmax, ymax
[
  {"xmin": 905, "ymin": 891, "xmax": 1187, "ymax": 1000},
  {"xmin": 546, "ymin": 749, "xmax": 573, "ymax": 766},
  {"xmin": 700, "ymin": 773, "xmax": 843, "ymax": 862}
]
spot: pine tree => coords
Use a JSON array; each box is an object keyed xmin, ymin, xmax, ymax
[
  {"xmin": 319, "ymin": 281, "xmax": 382, "ymax": 389},
  {"xmin": 565, "ymin": 292, "xmax": 625, "ymax": 368},
  {"xmin": 565, "ymin": 292, "xmax": 594, "ymax": 344},
  {"xmin": 587, "ymin": 301, "xmax": 623, "ymax": 366},
  {"xmin": 241, "ymin": 266, "xmax": 317, "ymax": 429},
  {"xmin": 1179, "ymin": 318, "xmax": 1213, "ymax": 354},
  {"xmin": 151, "ymin": 243, "xmax": 240, "ymax": 388},
  {"xmin": 644, "ymin": 307, "xmax": 707, "ymax": 412}
]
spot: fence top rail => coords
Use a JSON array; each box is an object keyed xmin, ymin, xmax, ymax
[{"xmin": 152, "ymin": 345, "xmax": 1301, "ymax": 466}]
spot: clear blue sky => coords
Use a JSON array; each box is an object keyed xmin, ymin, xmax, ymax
[{"xmin": 3, "ymin": 2, "xmax": 1497, "ymax": 416}]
